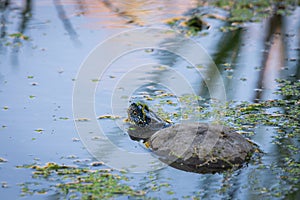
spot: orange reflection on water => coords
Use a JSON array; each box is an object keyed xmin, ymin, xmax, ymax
[{"xmin": 39, "ymin": 0, "xmax": 199, "ymax": 29}]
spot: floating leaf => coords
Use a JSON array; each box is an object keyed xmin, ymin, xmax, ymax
[
  {"xmin": 91, "ymin": 79, "xmax": 100, "ymax": 82},
  {"xmin": 75, "ymin": 118, "xmax": 90, "ymax": 122},
  {"xmin": 59, "ymin": 117, "xmax": 69, "ymax": 120},
  {"xmin": 97, "ymin": 115, "xmax": 121, "ymax": 120},
  {"xmin": 9, "ymin": 32, "xmax": 30, "ymax": 40},
  {"xmin": 34, "ymin": 129, "xmax": 44, "ymax": 133}
]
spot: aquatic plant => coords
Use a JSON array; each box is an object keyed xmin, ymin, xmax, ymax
[
  {"xmin": 166, "ymin": 0, "xmax": 298, "ymax": 34},
  {"xmin": 18, "ymin": 163, "xmax": 145, "ymax": 199}
]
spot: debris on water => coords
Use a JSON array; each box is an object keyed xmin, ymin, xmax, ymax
[
  {"xmin": 254, "ymin": 88, "xmax": 263, "ymax": 92},
  {"xmin": 73, "ymin": 159, "xmax": 91, "ymax": 164},
  {"xmin": 289, "ymin": 58, "xmax": 297, "ymax": 62},
  {"xmin": 165, "ymin": 15, "xmax": 210, "ymax": 35},
  {"xmin": 91, "ymin": 136, "xmax": 103, "ymax": 140},
  {"xmin": 164, "ymin": 16, "xmax": 187, "ymax": 26},
  {"xmin": 144, "ymin": 48, "xmax": 154, "ymax": 53},
  {"xmin": 59, "ymin": 117, "xmax": 69, "ymax": 120},
  {"xmin": 75, "ymin": 118, "xmax": 90, "ymax": 122},
  {"xmin": 57, "ymin": 68, "xmax": 64, "ymax": 74},
  {"xmin": 91, "ymin": 79, "xmax": 100, "ymax": 82},
  {"xmin": 30, "ymin": 82, "xmax": 38, "ymax": 86},
  {"xmin": 34, "ymin": 129, "xmax": 44, "ymax": 133},
  {"xmin": 0, "ymin": 158, "xmax": 8, "ymax": 163},
  {"xmin": 72, "ymin": 137, "xmax": 80, "ymax": 142},
  {"xmin": 185, "ymin": 16, "xmax": 210, "ymax": 31},
  {"xmin": 91, "ymin": 161, "xmax": 104, "ymax": 166},
  {"xmin": 97, "ymin": 115, "xmax": 121, "ymax": 120},
  {"xmin": 9, "ymin": 32, "xmax": 30, "ymax": 40},
  {"xmin": 154, "ymin": 65, "xmax": 168, "ymax": 71},
  {"xmin": 66, "ymin": 155, "xmax": 78, "ymax": 159},
  {"xmin": 1, "ymin": 182, "xmax": 8, "ymax": 188}
]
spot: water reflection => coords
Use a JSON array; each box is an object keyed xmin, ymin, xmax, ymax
[
  {"xmin": 102, "ymin": 0, "xmax": 198, "ymax": 26},
  {"xmin": 0, "ymin": 0, "xmax": 9, "ymax": 39},
  {"xmin": 0, "ymin": 0, "xmax": 33, "ymax": 64},
  {"xmin": 53, "ymin": 0, "xmax": 80, "ymax": 45},
  {"xmin": 255, "ymin": 14, "xmax": 285, "ymax": 101},
  {"xmin": 295, "ymin": 8, "xmax": 300, "ymax": 79},
  {"xmin": 18, "ymin": 0, "xmax": 32, "ymax": 34}
]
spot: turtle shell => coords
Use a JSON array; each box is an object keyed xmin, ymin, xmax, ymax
[{"xmin": 149, "ymin": 122, "xmax": 254, "ymax": 173}]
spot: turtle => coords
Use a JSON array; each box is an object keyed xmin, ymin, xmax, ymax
[{"xmin": 127, "ymin": 102, "xmax": 257, "ymax": 174}]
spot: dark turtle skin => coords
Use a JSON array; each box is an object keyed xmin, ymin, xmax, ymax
[
  {"xmin": 127, "ymin": 102, "xmax": 256, "ymax": 174},
  {"xmin": 127, "ymin": 103, "xmax": 172, "ymax": 141}
]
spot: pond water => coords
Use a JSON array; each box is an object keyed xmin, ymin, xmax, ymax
[{"xmin": 0, "ymin": 0, "xmax": 299, "ymax": 199}]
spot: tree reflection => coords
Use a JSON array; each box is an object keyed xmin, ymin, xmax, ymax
[
  {"xmin": 53, "ymin": 0, "xmax": 80, "ymax": 45},
  {"xmin": 0, "ymin": 0, "xmax": 9, "ymax": 39},
  {"xmin": 0, "ymin": 0, "xmax": 32, "ymax": 64},
  {"xmin": 255, "ymin": 14, "xmax": 284, "ymax": 102},
  {"xmin": 19, "ymin": 0, "xmax": 32, "ymax": 34},
  {"xmin": 297, "ymin": 23, "xmax": 300, "ymax": 79}
]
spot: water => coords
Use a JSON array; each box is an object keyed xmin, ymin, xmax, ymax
[{"xmin": 0, "ymin": 1, "xmax": 299, "ymax": 199}]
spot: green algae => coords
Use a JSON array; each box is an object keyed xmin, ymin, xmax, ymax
[
  {"xmin": 214, "ymin": 0, "xmax": 297, "ymax": 22},
  {"xmin": 17, "ymin": 162, "xmax": 145, "ymax": 199},
  {"xmin": 134, "ymin": 78, "xmax": 300, "ymax": 197},
  {"xmin": 167, "ymin": 0, "xmax": 298, "ymax": 34},
  {"xmin": 57, "ymin": 172, "xmax": 145, "ymax": 199},
  {"xmin": 17, "ymin": 79, "xmax": 299, "ymax": 199}
]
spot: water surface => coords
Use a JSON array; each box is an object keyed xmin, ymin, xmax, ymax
[{"xmin": 0, "ymin": 1, "xmax": 299, "ymax": 199}]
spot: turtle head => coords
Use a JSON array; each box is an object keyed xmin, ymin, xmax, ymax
[{"xmin": 127, "ymin": 102, "xmax": 151, "ymax": 127}]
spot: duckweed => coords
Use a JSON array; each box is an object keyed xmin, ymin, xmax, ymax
[
  {"xmin": 18, "ymin": 79, "xmax": 299, "ymax": 198},
  {"xmin": 17, "ymin": 162, "xmax": 145, "ymax": 199},
  {"xmin": 167, "ymin": 0, "xmax": 298, "ymax": 34},
  {"xmin": 135, "ymin": 78, "xmax": 299, "ymax": 197}
]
